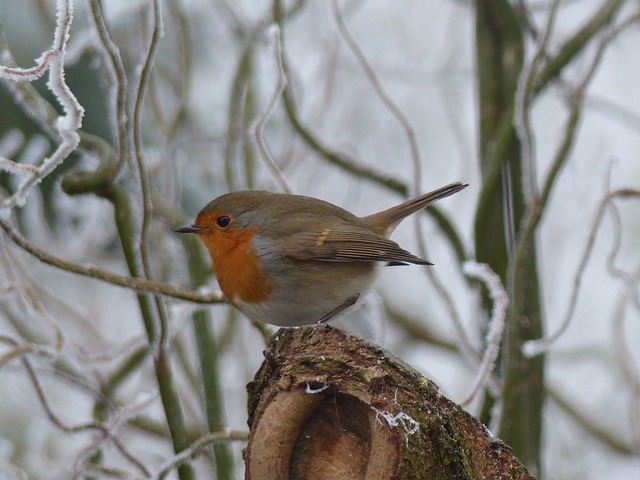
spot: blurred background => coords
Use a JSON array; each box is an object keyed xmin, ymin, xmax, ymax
[{"xmin": 0, "ymin": 0, "xmax": 639, "ymax": 478}]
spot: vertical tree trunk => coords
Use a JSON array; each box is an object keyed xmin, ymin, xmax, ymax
[{"xmin": 474, "ymin": 1, "xmax": 545, "ymax": 474}]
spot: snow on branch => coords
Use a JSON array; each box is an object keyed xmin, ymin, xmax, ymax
[
  {"xmin": 460, "ymin": 261, "xmax": 508, "ymax": 406},
  {"xmin": 0, "ymin": 0, "xmax": 84, "ymax": 213}
]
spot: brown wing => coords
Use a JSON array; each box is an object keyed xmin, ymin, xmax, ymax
[{"xmin": 279, "ymin": 223, "xmax": 432, "ymax": 265}]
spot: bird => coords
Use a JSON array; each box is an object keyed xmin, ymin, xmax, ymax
[{"xmin": 176, "ymin": 181, "xmax": 468, "ymax": 326}]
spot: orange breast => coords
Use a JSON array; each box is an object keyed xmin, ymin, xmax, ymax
[{"xmin": 199, "ymin": 227, "xmax": 273, "ymax": 304}]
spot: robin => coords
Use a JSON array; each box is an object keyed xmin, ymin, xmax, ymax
[{"xmin": 176, "ymin": 181, "xmax": 467, "ymax": 326}]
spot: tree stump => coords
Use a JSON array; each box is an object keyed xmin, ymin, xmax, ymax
[{"xmin": 245, "ymin": 325, "xmax": 534, "ymax": 480}]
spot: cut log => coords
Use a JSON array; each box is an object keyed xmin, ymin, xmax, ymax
[{"xmin": 245, "ymin": 325, "xmax": 534, "ymax": 480}]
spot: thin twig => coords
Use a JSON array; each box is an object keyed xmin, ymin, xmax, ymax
[
  {"xmin": 131, "ymin": 0, "xmax": 168, "ymax": 353},
  {"xmin": 274, "ymin": 1, "xmax": 409, "ymax": 196},
  {"xmin": 0, "ymin": 335, "xmax": 57, "ymax": 368},
  {"xmin": 523, "ymin": 188, "xmax": 640, "ymax": 357},
  {"xmin": 0, "ymin": 237, "xmax": 64, "ymax": 351},
  {"xmin": 513, "ymin": 0, "xmax": 560, "ymax": 205},
  {"xmin": 606, "ymin": 200, "xmax": 640, "ymax": 312},
  {"xmin": 87, "ymin": 0, "xmax": 130, "ymax": 175},
  {"xmin": 0, "ymin": 218, "xmax": 223, "ymax": 304},
  {"xmin": 611, "ymin": 272, "xmax": 640, "ymax": 455},
  {"xmin": 534, "ymin": 0, "xmax": 624, "ymax": 94},
  {"xmin": 251, "ymin": 24, "xmax": 291, "ymax": 193},
  {"xmin": 0, "ymin": 460, "xmax": 28, "ymax": 480},
  {"xmin": 548, "ymin": 383, "xmax": 636, "ymax": 455},
  {"xmin": 460, "ymin": 261, "xmax": 508, "ymax": 405},
  {"xmin": 156, "ymin": 430, "xmax": 249, "ymax": 479},
  {"xmin": 331, "ymin": 0, "xmax": 422, "ymax": 187},
  {"xmin": 21, "ymin": 358, "xmax": 152, "ymax": 477},
  {"xmin": 0, "ymin": 0, "xmax": 84, "ymax": 211}
]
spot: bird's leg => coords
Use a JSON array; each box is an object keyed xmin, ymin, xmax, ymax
[{"xmin": 316, "ymin": 294, "xmax": 360, "ymax": 324}]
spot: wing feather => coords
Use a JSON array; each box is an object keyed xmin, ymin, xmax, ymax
[{"xmin": 279, "ymin": 224, "xmax": 432, "ymax": 265}]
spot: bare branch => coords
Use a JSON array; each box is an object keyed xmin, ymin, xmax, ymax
[
  {"xmin": 21, "ymin": 358, "xmax": 152, "ymax": 478},
  {"xmin": 331, "ymin": 0, "xmax": 423, "ymax": 190},
  {"xmin": 535, "ymin": 0, "xmax": 625, "ymax": 92},
  {"xmin": 523, "ymin": 188, "xmax": 640, "ymax": 357},
  {"xmin": 0, "ymin": 0, "xmax": 84, "ymax": 212},
  {"xmin": 251, "ymin": 24, "xmax": 291, "ymax": 193},
  {"xmin": 0, "ymin": 218, "xmax": 223, "ymax": 304},
  {"xmin": 156, "ymin": 430, "xmax": 249, "ymax": 479},
  {"xmin": 460, "ymin": 261, "xmax": 507, "ymax": 405},
  {"xmin": 513, "ymin": 0, "xmax": 560, "ymax": 204}
]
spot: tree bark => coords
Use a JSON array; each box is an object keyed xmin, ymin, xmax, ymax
[{"xmin": 245, "ymin": 325, "xmax": 534, "ymax": 480}]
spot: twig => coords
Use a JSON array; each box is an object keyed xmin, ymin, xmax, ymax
[
  {"xmin": 539, "ymin": 20, "xmax": 623, "ymax": 210},
  {"xmin": 460, "ymin": 261, "xmax": 508, "ymax": 405},
  {"xmin": 382, "ymin": 299, "xmax": 458, "ymax": 352},
  {"xmin": 0, "ymin": 237, "xmax": 64, "ymax": 351},
  {"xmin": 130, "ymin": 0, "xmax": 168, "ymax": 352},
  {"xmin": 21, "ymin": 357, "xmax": 151, "ymax": 478},
  {"xmin": 605, "ymin": 192, "xmax": 640, "ymax": 312},
  {"xmin": 331, "ymin": 0, "xmax": 422, "ymax": 188},
  {"xmin": 0, "ymin": 156, "xmax": 38, "ymax": 174},
  {"xmin": 513, "ymin": 0, "xmax": 560, "ymax": 205},
  {"xmin": 548, "ymin": 383, "xmax": 636, "ymax": 455},
  {"xmin": 155, "ymin": 430, "xmax": 249, "ymax": 480},
  {"xmin": 523, "ymin": 188, "xmax": 640, "ymax": 357},
  {"xmin": 0, "ymin": 217, "xmax": 223, "ymax": 304},
  {"xmin": 0, "ymin": 335, "xmax": 57, "ymax": 368},
  {"xmin": 0, "ymin": 0, "xmax": 84, "ymax": 212},
  {"xmin": 534, "ymin": 0, "xmax": 624, "ymax": 93},
  {"xmin": 251, "ymin": 24, "xmax": 291, "ymax": 193},
  {"xmin": 611, "ymin": 270, "xmax": 640, "ymax": 455},
  {"xmin": 0, "ymin": 33, "xmax": 61, "ymax": 139},
  {"xmin": 71, "ymin": 389, "xmax": 157, "ymax": 477},
  {"xmin": 274, "ymin": 0, "xmax": 408, "ymax": 196},
  {"xmin": 87, "ymin": 0, "xmax": 130, "ymax": 175},
  {"xmin": 0, "ymin": 460, "xmax": 28, "ymax": 480}
]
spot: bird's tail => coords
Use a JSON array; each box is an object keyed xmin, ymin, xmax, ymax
[{"xmin": 363, "ymin": 181, "xmax": 468, "ymax": 235}]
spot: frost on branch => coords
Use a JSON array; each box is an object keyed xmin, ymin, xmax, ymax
[
  {"xmin": 0, "ymin": 0, "xmax": 84, "ymax": 213},
  {"xmin": 460, "ymin": 261, "xmax": 508, "ymax": 408},
  {"xmin": 245, "ymin": 325, "xmax": 533, "ymax": 480}
]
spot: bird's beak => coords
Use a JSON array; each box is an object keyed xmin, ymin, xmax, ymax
[{"xmin": 175, "ymin": 224, "xmax": 205, "ymax": 234}]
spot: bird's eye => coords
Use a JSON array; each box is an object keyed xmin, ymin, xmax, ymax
[{"xmin": 216, "ymin": 215, "xmax": 231, "ymax": 228}]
